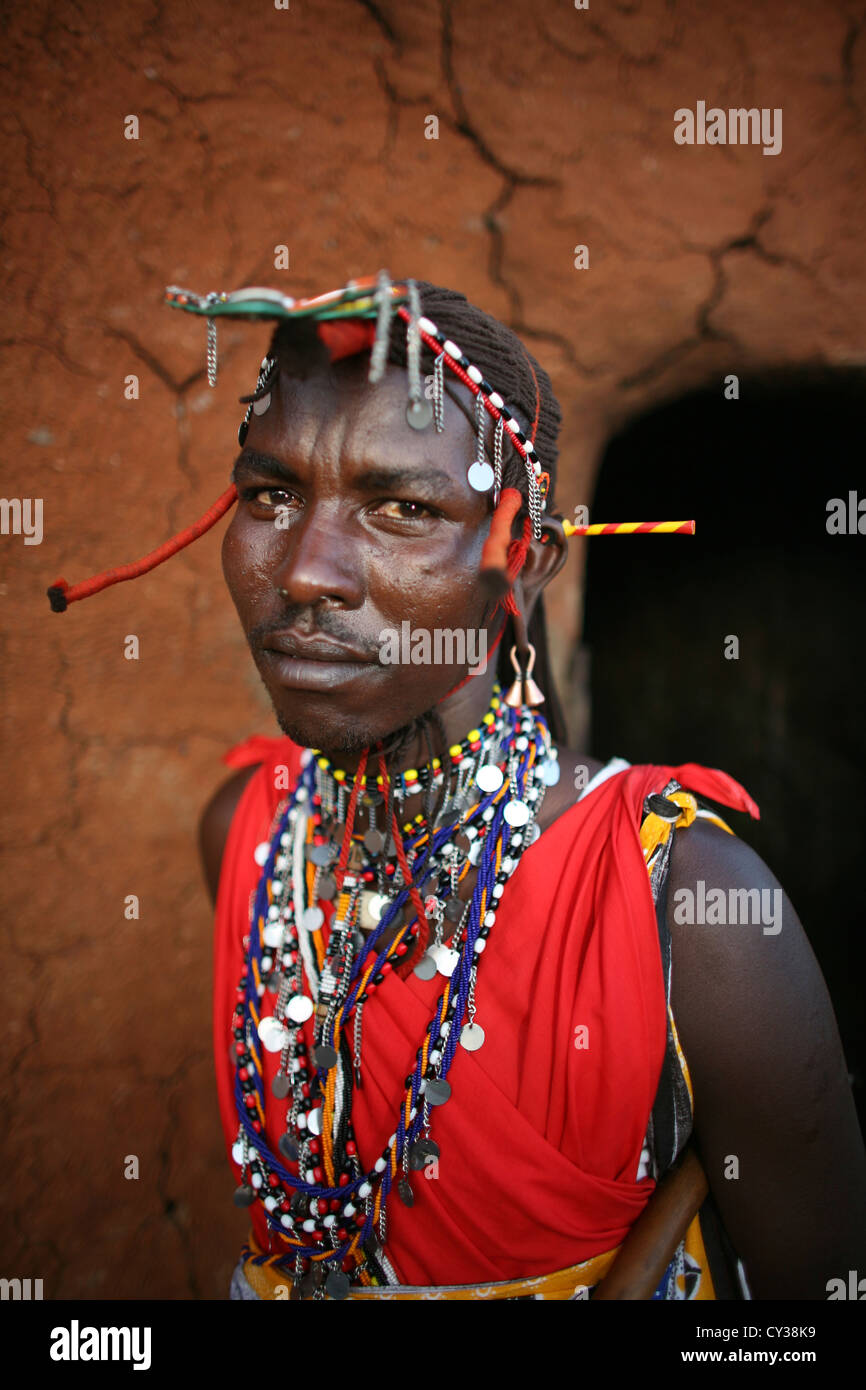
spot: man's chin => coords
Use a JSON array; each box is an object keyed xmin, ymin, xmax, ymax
[
  {"xmin": 273, "ymin": 711, "xmax": 384, "ymax": 755},
  {"xmin": 262, "ymin": 672, "xmax": 459, "ymax": 758},
  {"xmin": 271, "ymin": 702, "xmax": 408, "ymax": 757}
]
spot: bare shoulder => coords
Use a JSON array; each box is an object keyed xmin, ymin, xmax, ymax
[
  {"xmin": 198, "ymin": 763, "xmax": 262, "ymax": 906},
  {"xmin": 537, "ymin": 746, "xmax": 607, "ymax": 832},
  {"xmin": 665, "ymin": 816, "xmax": 866, "ymax": 1297},
  {"xmin": 557, "ymin": 748, "xmax": 607, "ymax": 783},
  {"xmin": 665, "ymin": 818, "xmax": 821, "ymax": 1050}
]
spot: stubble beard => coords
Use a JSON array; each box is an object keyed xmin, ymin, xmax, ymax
[
  {"xmin": 271, "ymin": 698, "xmax": 426, "ymax": 760},
  {"xmin": 272, "ymin": 707, "xmax": 391, "ymax": 756}
]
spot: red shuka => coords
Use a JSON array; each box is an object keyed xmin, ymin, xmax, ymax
[{"xmin": 213, "ymin": 736, "xmax": 758, "ymax": 1284}]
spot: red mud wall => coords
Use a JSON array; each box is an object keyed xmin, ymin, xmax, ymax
[{"xmin": 1, "ymin": 0, "xmax": 864, "ymax": 1298}]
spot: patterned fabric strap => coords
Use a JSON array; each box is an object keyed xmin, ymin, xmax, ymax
[{"xmin": 638, "ymin": 781, "xmax": 746, "ymax": 1300}]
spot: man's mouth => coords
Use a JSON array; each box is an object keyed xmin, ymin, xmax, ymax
[{"xmin": 259, "ymin": 629, "xmax": 379, "ymax": 692}]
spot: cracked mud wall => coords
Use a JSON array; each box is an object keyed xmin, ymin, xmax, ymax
[{"xmin": 1, "ymin": 0, "xmax": 863, "ymax": 1298}]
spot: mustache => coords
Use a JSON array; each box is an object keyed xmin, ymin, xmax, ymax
[{"xmin": 247, "ymin": 610, "xmax": 381, "ymax": 661}]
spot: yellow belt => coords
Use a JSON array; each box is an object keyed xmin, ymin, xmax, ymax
[{"xmin": 241, "ymin": 1233, "xmax": 620, "ymax": 1301}]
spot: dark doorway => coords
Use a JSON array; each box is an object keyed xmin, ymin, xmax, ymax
[{"xmin": 582, "ymin": 370, "xmax": 866, "ymax": 1135}]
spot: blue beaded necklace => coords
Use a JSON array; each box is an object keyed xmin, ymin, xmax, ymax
[{"xmin": 230, "ymin": 693, "xmax": 558, "ymax": 1298}]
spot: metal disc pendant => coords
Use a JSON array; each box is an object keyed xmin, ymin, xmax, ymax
[
  {"xmin": 413, "ymin": 951, "xmax": 438, "ymax": 981},
  {"xmin": 408, "ymin": 1137, "xmax": 440, "ymax": 1171},
  {"xmin": 325, "ymin": 1268, "xmax": 352, "ymax": 1299},
  {"xmin": 540, "ymin": 758, "xmax": 561, "ymax": 786},
  {"xmin": 312, "ymin": 1042, "xmax": 338, "ymax": 1071},
  {"xmin": 301, "ymin": 905, "xmax": 324, "ymax": 932},
  {"xmin": 233, "ymin": 1184, "xmax": 256, "ymax": 1207},
  {"xmin": 359, "ymin": 891, "xmax": 386, "ymax": 929},
  {"xmin": 406, "ymin": 398, "xmax": 433, "ymax": 430},
  {"xmin": 300, "ymin": 1265, "xmax": 322, "ymax": 1297},
  {"xmin": 317, "ymin": 873, "xmax": 336, "ymax": 900},
  {"xmin": 258, "ymin": 1016, "xmax": 288, "ymax": 1052},
  {"xmin": 397, "ymin": 1177, "xmax": 415, "ymax": 1207},
  {"xmin": 363, "ymin": 828, "xmax": 385, "ymax": 854},
  {"xmin": 307, "ymin": 1106, "xmax": 324, "ymax": 1136},
  {"xmin": 435, "ymin": 946, "xmax": 460, "ymax": 978},
  {"xmin": 424, "ymin": 1077, "xmax": 452, "ymax": 1106},
  {"xmin": 444, "ymin": 897, "xmax": 464, "ymax": 923},
  {"xmin": 306, "ymin": 842, "xmax": 333, "ymax": 866},
  {"xmin": 278, "ymin": 1132, "xmax": 299, "ymax": 1160},
  {"xmin": 263, "ymin": 921, "xmax": 284, "ymax": 948},
  {"xmin": 252, "ymin": 391, "xmax": 272, "ymax": 415},
  {"xmin": 368, "ymin": 892, "xmax": 387, "ymax": 921},
  {"xmin": 503, "ymin": 798, "xmax": 530, "ymax": 827},
  {"xmin": 468, "ymin": 460, "xmax": 494, "ymax": 492},
  {"xmin": 286, "ymin": 994, "xmax": 314, "ymax": 1024},
  {"xmin": 272, "ymin": 1072, "xmax": 291, "ymax": 1099},
  {"xmin": 476, "ymin": 763, "xmax": 504, "ymax": 793},
  {"xmin": 435, "ymin": 807, "xmax": 463, "ymax": 830},
  {"xmin": 460, "ymin": 1022, "xmax": 486, "ymax": 1052}
]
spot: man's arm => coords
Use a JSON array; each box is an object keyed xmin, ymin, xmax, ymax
[
  {"xmin": 666, "ymin": 817, "xmax": 866, "ymax": 1299},
  {"xmin": 198, "ymin": 764, "xmax": 262, "ymax": 905}
]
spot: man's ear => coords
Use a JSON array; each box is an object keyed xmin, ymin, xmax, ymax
[{"xmin": 518, "ymin": 515, "xmax": 568, "ymax": 615}]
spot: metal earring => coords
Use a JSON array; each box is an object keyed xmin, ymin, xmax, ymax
[{"xmin": 504, "ymin": 643, "xmax": 545, "ymax": 707}]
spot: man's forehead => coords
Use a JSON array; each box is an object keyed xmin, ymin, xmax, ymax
[{"xmin": 249, "ymin": 359, "xmax": 479, "ymax": 467}]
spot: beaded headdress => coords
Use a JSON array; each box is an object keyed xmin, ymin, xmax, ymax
[{"xmin": 45, "ymin": 271, "xmax": 694, "ymax": 624}]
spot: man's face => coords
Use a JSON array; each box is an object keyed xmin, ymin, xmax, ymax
[{"xmin": 222, "ymin": 356, "xmax": 497, "ymax": 754}]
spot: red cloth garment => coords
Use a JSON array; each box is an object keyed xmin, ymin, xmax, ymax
[{"xmin": 212, "ymin": 737, "xmax": 758, "ymax": 1284}]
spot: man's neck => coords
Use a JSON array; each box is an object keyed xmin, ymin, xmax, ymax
[{"xmin": 310, "ymin": 664, "xmax": 502, "ymax": 780}]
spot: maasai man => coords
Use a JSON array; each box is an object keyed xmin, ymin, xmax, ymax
[{"xmin": 49, "ymin": 275, "xmax": 866, "ymax": 1301}]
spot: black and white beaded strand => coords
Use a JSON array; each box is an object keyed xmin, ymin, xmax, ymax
[{"xmin": 395, "ymin": 306, "xmax": 548, "ymax": 537}]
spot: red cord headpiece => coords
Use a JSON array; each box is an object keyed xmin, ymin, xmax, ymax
[{"xmin": 47, "ymin": 273, "xmax": 548, "ymax": 614}]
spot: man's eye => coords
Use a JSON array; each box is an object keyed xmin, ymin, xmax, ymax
[
  {"xmin": 242, "ymin": 486, "xmax": 295, "ymax": 509},
  {"xmin": 373, "ymin": 499, "xmax": 435, "ymax": 520}
]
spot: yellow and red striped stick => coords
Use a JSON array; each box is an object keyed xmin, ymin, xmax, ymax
[{"xmin": 562, "ymin": 520, "xmax": 695, "ymax": 537}]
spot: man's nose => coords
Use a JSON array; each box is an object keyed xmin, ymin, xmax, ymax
[{"xmin": 271, "ymin": 502, "xmax": 364, "ymax": 608}]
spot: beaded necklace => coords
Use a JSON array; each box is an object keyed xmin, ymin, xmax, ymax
[
  {"xmin": 229, "ymin": 686, "xmax": 561, "ymax": 1298},
  {"xmin": 310, "ymin": 693, "xmax": 509, "ymax": 815}
]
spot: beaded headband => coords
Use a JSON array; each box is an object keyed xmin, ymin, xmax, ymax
[
  {"xmin": 45, "ymin": 271, "xmax": 694, "ymax": 614},
  {"xmin": 164, "ymin": 273, "xmax": 545, "ymax": 504}
]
